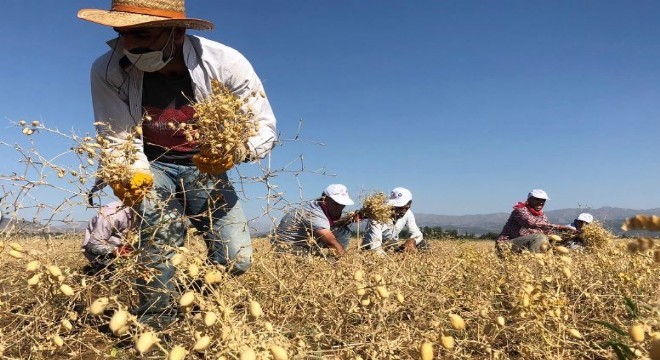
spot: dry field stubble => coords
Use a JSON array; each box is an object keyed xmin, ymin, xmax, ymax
[{"xmin": 0, "ymin": 235, "xmax": 658, "ymax": 359}]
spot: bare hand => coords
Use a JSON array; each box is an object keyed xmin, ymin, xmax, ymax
[{"xmin": 403, "ymin": 239, "xmax": 416, "ymax": 253}]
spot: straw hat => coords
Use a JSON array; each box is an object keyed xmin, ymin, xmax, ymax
[{"xmin": 78, "ymin": 0, "xmax": 214, "ymax": 30}]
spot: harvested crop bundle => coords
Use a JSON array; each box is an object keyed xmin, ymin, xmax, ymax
[
  {"xmin": 189, "ymin": 80, "xmax": 259, "ymax": 174},
  {"xmin": 581, "ymin": 221, "xmax": 614, "ymax": 248},
  {"xmin": 621, "ymin": 214, "xmax": 660, "ymax": 231},
  {"xmin": 359, "ymin": 192, "xmax": 393, "ymax": 224}
]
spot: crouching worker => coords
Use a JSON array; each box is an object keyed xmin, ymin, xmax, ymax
[
  {"xmin": 81, "ymin": 201, "xmax": 134, "ymax": 273},
  {"xmin": 496, "ymin": 189, "xmax": 576, "ymax": 255},
  {"xmin": 563, "ymin": 212, "xmax": 594, "ymax": 250},
  {"xmin": 78, "ymin": 0, "xmax": 277, "ymax": 329},
  {"xmin": 273, "ymin": 184, "xmax": 356, "ymax": 257},
  {"xmin": 361, "ymin": 187, "xmax": 427, "ymax": 255}
]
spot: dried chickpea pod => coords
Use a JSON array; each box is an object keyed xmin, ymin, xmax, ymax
[
  {"xmin": 629, "ymin": 324, "xmax": 645, "ymax": 343},
  {"xmin": 89, "ymin": 297, "xmax": 109, "ymax": 315},
  {"xmin": 168, "ymin": 345, "xmax": 187, "ymax": 360},
  {"xmin": 449, "ymin": 314, "xmax": 466, "ymax": 331},
  {"xmin": 8, "ymin": 242, "xmax": 24, "ymax": 252},
  {"xmin": 193, "ymin": 335, "xmax": 211, "ymax": 351},
  {"xmin": 420, "ymin": 342, "xmax": 433, "ymax": 360},
  {"xmin": 179, "ymin": 291, "xmax": 195, "ymax": 308},
  {"xmin": 269, "ymin": 345, "xmax": 288, "ymax": 360},
  {"xmin": 52, "ymin": 335, "xmax": 64, "ymax": 347},
  {"xmin": 135, "ymin": 332, "xmax": 159, "ymax": 354},
  {"xmin": 171, "ymin": 254, "xmax": 183, "ymax": 266},
  {"xmin": 360, "ymin": 297, "xmax": 371, "ymax": 306},
  {"xmin": 440, "ymin": 335, "xmax": 455, "ymax": 349},
  {"xmin": 496, "ymin": 316, "xmax": 505, "ymax": 327},
  {"xmin": 27, "ymin": 273, "xmax": 40, "ymax": 286},
  {"xmin": 59, "ymin": 284, "xmax": 74, "ymax": 297},
  {"xmin": 188, "ymin": 264, "xmax": 200, "ymax": 277},
  {"xmin": 249, "ymin": 300, "xmax": 263, "ymax": 319},
  {"xmin": 396, "ymin": 292, "xmax": 405, "ymax": 304},
  {"xmin": 204, "ymin": 312, "xmax": 218, "ymax": 327},
  {"xmin": 240, "ymin": 348, "xmax": 257, "ymax": 360},
  {"xmin": 567, "ymin": 328, "xmax": 582, "ymax": 339},
  {"xmin": 47, "ymin": 265, "xmax": 62, "ymax": 278},
  {"xmin": 376, "ymin": 286, "xmax": 390, "ymax": 299},
  {"xmin": 26, "ymin": 260, "xmax": 40, "ymax": 272},
  {"xmin": 109, "ymin": 310, "xmax": 129, "ymax": 334},
  {"xmin": 60, "ymin": 319, "xmax": 73, "ymax": 332},
  {"xmin": 548, "ymin": 234, "xmax": 562, "ymax": 242},
  {"xmin": 204, "ymin": 270, "xmax": 223, "ymax": 285}
]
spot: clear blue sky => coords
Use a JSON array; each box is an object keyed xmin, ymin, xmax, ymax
[{"xmin": 1, "ymin": 1, "xmax": 659, "ymax": 226}]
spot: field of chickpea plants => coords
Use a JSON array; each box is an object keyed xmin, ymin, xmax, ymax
[
  {"xmin": 0, "ymin": 234, "xmax": 658, "ymax": 360},
  {"xmin": 1, "ymin": 105, "xmax": 659, "ymax": 359}
]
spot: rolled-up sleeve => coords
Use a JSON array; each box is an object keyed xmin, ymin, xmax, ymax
[
  {"xmin": 90, "ymin": 55, "xmax": 150, "ymax": 173},
  {"xmin": 405, "ymin": 212, "xmax": 424, "ymax": 244},
  {"xmin": 224, "ymin": 54, "xmax": 277, "ymax": 160}
]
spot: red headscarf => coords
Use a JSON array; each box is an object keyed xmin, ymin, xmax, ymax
[{"xmin": 513, "ymin": 202, "xmax": 543, "ymax": 216}]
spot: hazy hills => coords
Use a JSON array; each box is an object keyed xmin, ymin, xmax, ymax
[
  {"xmin": 2, "ymin": 207, "xmax": 657, "ymax": 237},
  {"xmin": 415, "ymin": 207, "xmax": 660, "ymax": 236}
]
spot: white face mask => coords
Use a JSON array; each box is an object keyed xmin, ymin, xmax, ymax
[{"xmin": 123, "ymin": 29, "xmax": 174, "ymax": 72}]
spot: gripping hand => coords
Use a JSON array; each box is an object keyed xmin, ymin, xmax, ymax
[
  {"xmin": 193, "ymin": 145, "xmax": 248, "ymax": 176},
  {"xmin": 109, "ymin": 171, "xmax": 153, "ymax": 206}
]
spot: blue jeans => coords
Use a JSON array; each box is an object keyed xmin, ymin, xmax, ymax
[{"xmin": 134, "ymin": 161, "xmax": 252, "ymax": 326}]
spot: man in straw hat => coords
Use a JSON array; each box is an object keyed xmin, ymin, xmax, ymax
[
  {"xmin": 274, "ymin": 184, "xmax": 357, "ymax": 257},
  {"xmin": 361, "ymin": 187, "xmax": 427, "ymax": 255},
  {"xmin": 496, "ymin": 189, "xmax": 576, "ymax": 255},
  {"xmin": 78, "ymin": 0, "xmax": 277, "ymax": 328}
]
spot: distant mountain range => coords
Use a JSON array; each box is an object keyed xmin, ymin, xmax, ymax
[
  {"xmin": 2, "ymin": 207, "xmax": 658, "ymax": 237},
  {"xmin": 415, "ymin": 207, "xmax": 660, "ymax": 236}
]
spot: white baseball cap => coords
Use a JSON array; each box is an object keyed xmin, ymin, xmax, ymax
[
  {"xmin": 527, "ymin": 189, "xmax": 550, "ymax": 200},
  {"xmin": 577, "ymin": 213, "xmax": 594, "ymax": 223},
  {"xmin": 387, "ymin": 187, "xmax": 413, "ymax": 207},
  {"xmin": 323, "ymin": 184, "xmax": 354, "ymax": 206}
]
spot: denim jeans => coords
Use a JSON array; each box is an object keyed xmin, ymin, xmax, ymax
[{"xmin": 134, "ymin": 161, "xmax": 252, "ymax": 327}]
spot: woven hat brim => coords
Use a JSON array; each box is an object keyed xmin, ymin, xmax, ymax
[{"xmin": 78, "ymin": 9, "xmax": 214, "ymax": 30}]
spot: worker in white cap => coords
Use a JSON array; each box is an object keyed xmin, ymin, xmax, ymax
[
  {"xmin": 496, "ymin": 189, "xmax": 576, "ymax": 254},
  {"xmin": 361, "ymin": 187, "xmax": 426, "ymax": 255},
  {"xmin": 568, "ymin": 212, "xmax": 594, "ymax": 232},
  {"xmin": 564, "ymin": 212, "xmax": 594, "ymax": 249},
  {"xmin": 274, "ymin": 184, "xmax": 357, "ymax": 257}
]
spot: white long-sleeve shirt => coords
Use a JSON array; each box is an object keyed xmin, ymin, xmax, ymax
[
  {"xmin": 90, "ymin": 34, "xmax": 277, "ymax": 173},
  {"xmin": 362, "ymin": 210, "xmax": 423, "ymax": 254}
]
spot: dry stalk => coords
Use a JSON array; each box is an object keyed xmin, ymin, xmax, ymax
[
  {"xmin": 581, "ymin": 221, "xmax": 614, "ymax": 249},
  {"xmin": 187, "ymin": 80, "xmax": 259, "ymax": 158},
  {"xmin": 359, "ymin": 192, "xmax": 393, "ymax": 224}
]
